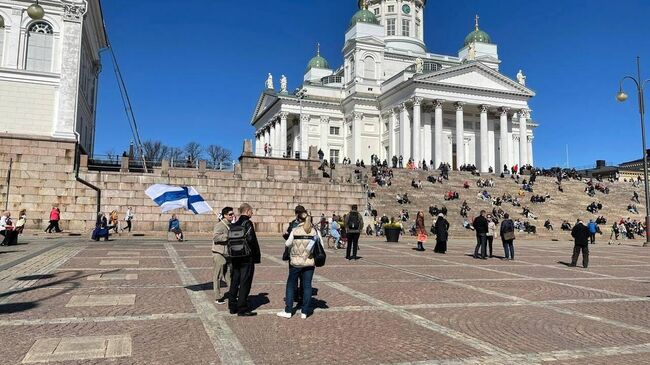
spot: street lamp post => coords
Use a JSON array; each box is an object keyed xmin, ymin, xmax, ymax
[{"xmin": 617, "ymin": 56, "xmax": 650, "ymax": 247}]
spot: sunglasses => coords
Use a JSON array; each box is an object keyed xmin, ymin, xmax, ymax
[{"xmin": 226, "ymin": 213, "xmax": 235, "ymax": 216}]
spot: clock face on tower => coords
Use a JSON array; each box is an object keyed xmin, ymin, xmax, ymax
[{"xmin": 402, "ymin": 4, "xmax": 411, "ymax": 14}]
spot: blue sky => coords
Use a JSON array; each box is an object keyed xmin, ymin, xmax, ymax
[{"xmin": 95, "ymin": 0, "xmax": 650, "ymax": 168}]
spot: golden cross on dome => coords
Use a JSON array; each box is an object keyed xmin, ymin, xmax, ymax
[
  {"xmin": 475, "ymin": 14, "xmax": 480, "ymax": 30},
  {"xmin": 317, "ymin": 42, "xmax": 321, "ymax": 56}
]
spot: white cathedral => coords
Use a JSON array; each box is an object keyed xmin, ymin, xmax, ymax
[{"xmin": 250, "ymin": 0, "xmax": 536, "ymax": 173}]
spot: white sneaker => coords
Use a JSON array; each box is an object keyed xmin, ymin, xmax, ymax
[
  {"xmin": 276, "ymin": 311, "xmax": 292, "ymax": 319},
  {"xmin": 300, "ymin": 313, "xmax": 308, "ymax": 319}
]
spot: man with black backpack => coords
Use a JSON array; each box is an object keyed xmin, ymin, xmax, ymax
[
  {"xmin": 227, "ymin": 203, "xmax": 261, "ymax": 316},
  {"xmin": 345, "ymin": 205, "xmax": 363, "ymax": 260}
]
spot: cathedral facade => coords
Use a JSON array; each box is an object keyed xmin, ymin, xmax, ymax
[{"xmin": 251, "ymin": 0, "xmax": 536, "ymax": 173}]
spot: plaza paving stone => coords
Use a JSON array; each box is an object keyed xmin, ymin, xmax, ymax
[{"xmin": 1, "ymin": 236, "xmax": 650, "ymax": 364}]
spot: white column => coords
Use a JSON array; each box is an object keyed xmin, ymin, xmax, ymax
[
  {"xmin": 423, "ymin": 111, "xmax": 432, "ymax": 163},
  {"xmin": 353, "ymin": 112, "xmax": 363, "ymax": 162},
  {"xmin": 343, "ymin": 119, "xmax": 349, "ymax": 159},
  {"xmin": 389, "ymin": 110, "xmax": 397, "ymax": 159},
  {"xmin": 499, "ymin": 107, "xmax": 510, "ymax": 172},
  {"xmin": 264, "ymin": 127, "xmax": 271, "ymax": 157},
  {"xmin": 269, "ymin": 121, "xmax": 277, "ymax": 157},
  {"xmin": 479, "ymin": 105, "xmax": 489, "ymax": 172},
  {"xmin": 320, "ymin": 116, "xmax": 329, "ymax": 158},
  {"xmin": 455, "ymin": 102, "xmax": 465, "ymax": 170},
  {"xmin": 434, "ymin": 100, "xmax": 443, "ymax": 169},
  {"xmin": 399, "ymin": 103, "xmax": 409, "ymax": 159},
  {"xmin": 255, "ymin": 134, "xmax": 261, "ymax": 156},
  {"xmin": 300, "ymin": 115, "xmax": 309, "ymax": 159},
  {"xmin": 519, "ymin": 109, "xmax": 528, "ymax": 166},
  {"xmin": 279, "ymin": 112, "xmax": 288, "ymax": 158},
  {"xmin": 528, "ymin": 136, "xmax": 534, "ymax": 166},
  {"xmin": 412, "ymin": 97, "xmax": 422, "ymax": 164}
]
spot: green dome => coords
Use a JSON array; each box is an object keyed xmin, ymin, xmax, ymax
[
  {"xmin": 306, "ymin": 55, "xmax": 329, "ymax": 72},
  {"xmin": 349, "ymin": 9, "xmax": 379, "ymax": 28},
  {"xmin": 464, "ymin": 29, "xmax": 492, "ymax": 46}
]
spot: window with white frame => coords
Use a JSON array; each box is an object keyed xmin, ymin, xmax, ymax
[
  {"xmin": 387, "ymin": 18, "xmax": 396, "ymax": 36},
  {"xmin": 374, "ymin": 8, "xmax": 379, "ymax": 15},
  {"xmin": 363, "ymin": 56, "xmax": 375, "ymax": 79},
  {"xmin": 402, "ymin": 19, "xmax": 410, "ymax": 37},
  {"xmin": 387, "ymin": 5, "xmax": 395, "ymax": 12},
  {"xmin": 330, "ymin": 126, "xmax": 340, "ymax": 135},
  {"xmin": 330, "ymin": 149, "xmax": 340, "ymax": 164},
  {"xmin": 26, "ymin": 22, "xmax": 54, "ymax": 72}
]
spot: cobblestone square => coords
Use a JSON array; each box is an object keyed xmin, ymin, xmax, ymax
[{"xmin": 1, "ymin": 236, "xmax": 650, "ymax": 364}]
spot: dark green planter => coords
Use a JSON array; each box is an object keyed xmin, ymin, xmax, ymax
[{"xmin": 385, "ymin": 227, "xmax": 401, "ymax": 243}]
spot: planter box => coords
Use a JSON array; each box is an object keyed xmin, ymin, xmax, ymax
[{"xmin": 385, "ymin": 227, "xmax": 401, "ymax": 243}]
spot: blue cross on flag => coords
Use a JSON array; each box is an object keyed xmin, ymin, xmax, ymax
[{"xmin": 145, "ymin": 184, "xmax": 213, "ymax": 215}]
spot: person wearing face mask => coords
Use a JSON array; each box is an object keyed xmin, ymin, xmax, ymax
[{"xmin": 213, "ymin": 206, "xmax": 235, "ymax": 304}]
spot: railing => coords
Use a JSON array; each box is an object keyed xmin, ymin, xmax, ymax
[
  {"xmin": 88, "ymin": 155, "xmax": 235, "ymax": 172},
  {"xmin": 405, "ymin": 61, "xmax": 443, "ymax": 74}
]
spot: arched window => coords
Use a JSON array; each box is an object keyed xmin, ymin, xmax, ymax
[
  {"xmin": 0, "ymin": 16, "xmax": 5, "ymax": 65},
  {"xmin": 26, "ymin": 22, "xmax": 54, "ymax": 72},
  {"xmin": 363, "ymin": 56, "xmax": 375, "ymax": 79}
]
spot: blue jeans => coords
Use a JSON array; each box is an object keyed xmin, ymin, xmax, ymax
[
  {"xmin": 285, "ymin": 266, "xmax": 315, "ymax": 315},
  {"xmin": 503, "ymin": 241, "xmax": 514, "ymax": 259}
]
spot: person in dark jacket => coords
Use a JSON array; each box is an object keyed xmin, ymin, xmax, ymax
[
  {"xmin": 228, "ymin": 203, "xmax": 261, "ymax": 316},
  {"xmin": 344, "ymin": 205, "xmax": 363, "ymax": 260},
  {"xmin": 433, "ymin": 214, "xmax": 450, "ymax": 253},
  {"xmin": 570, "ymin": 219, "xmax": 590, "ymax": 268},
  {"xmin": 473, "ymin": 210, "xmax": 489, "ymax": 259},
  {"xmin": 500, "ymin": 213, "xmax": 515, "ymax": 260}
]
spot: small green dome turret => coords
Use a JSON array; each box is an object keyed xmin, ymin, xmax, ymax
[
  {"xmin": 350, "ymin": 0, "xmax": 379, "ymax": 28},
  {"xmin": 464, "ymin": 15, "xmax": 492, "ymax": 46},
  {"xmin": 306, "ymin": 43, "xmax": 330, "ymax": 72}
]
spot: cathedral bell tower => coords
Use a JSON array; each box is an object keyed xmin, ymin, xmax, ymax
[{"xmin": 360, "ymin": 0, "xmax": 427, "ymax": 53}]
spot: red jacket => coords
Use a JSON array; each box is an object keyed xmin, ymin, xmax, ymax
[{"xmin": 50, "ymin": 209, "xmax": 60, "ymax": 221}]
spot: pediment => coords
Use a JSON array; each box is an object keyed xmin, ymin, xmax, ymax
[
  {"xmin": 414, "ymin": 62, "xmax": 535, "ymax": 96},
  {"xmin": 250, "ymin": 91, "xmax": 279, "ymax": 125}
]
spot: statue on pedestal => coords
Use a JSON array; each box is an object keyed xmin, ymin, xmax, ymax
[
  {"xmin": 516, "ymin": 70, "xmax": 527, "ymax": 86},
  {"xmin": 415, "ymin": 58, "xmax": 424, "ymax": 73},
  {"xmin": 280, "ymin": 75, "xmax": 287, "ymax": 93},
  {"xmin": 467, "ymin": 42, "xmax": 476, "ymax": 61},
  {"xmin": 265, "ymin": 73, "xmax": 274, "ymax": 89}
]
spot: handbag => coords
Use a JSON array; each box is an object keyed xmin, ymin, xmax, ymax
[
  {"xmin": 313, "ymin": 237, "xmax": 326, "ymax": 267},
  {"xmin": 282, "ymin": 246, "xmax": 290, "ymax": 261},
  {"xmin": 503, "ymin": 230, "xmax": 515, "ymax": 241}
]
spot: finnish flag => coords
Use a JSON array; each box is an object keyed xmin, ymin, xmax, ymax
[{"xmin": 145, "ymin": 184, "xmax": 213, "ymax": 214}]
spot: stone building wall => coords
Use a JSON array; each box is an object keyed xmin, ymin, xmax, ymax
[{"xmin": 0, "ymin": 135, "xmax": 365, "ymax": 235}]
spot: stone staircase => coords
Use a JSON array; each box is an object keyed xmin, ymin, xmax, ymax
[{"xmin": 339, "ymin": 165, "xmax": 645, "ymax": 241}]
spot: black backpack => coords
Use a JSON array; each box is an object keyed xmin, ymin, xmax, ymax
[
  {"xmin": 347, "ymin": 212, "xmax": 361, "ymax": 231},
  {"xmin": 227, "ymin": 223, "xmax": 251, "ymax": 258}
]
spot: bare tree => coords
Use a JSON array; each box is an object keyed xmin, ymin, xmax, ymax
[
  {"xmin": 206, "ymin": 145, "xmax": 232, "ymax": 169},
  {"xmin": 142, "ymin": 140, "xmax": 169, "ymax": 163},
  {"xmin": 168, "ymin": 147, "xmax": 184, "ymax": 166},
  {"xmin": 184, "ymin": 142, "xmax": 203, "ymax": 164}
]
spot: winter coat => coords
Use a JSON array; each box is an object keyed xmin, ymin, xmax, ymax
[
  {"xmin": 571, "ymin": 223, "xmax": 590, "ymax": 247},
  {"xmin": 285, "ymin": 223, "xmax": 320, "ymax": 268},
  {"xmin": 233, "ymin": 215, "xmax": 261, "ymax": 264},
  {"xmin": 587, "ymin": 222, "xmax": 597, "ymax": 234},
  {"xmin": 473, "ymin": 215, "xmax": 489, "ymax": 235},
  {"xmin": 435, "ymin": 217, "xmax": 449, "ymax": 242}
]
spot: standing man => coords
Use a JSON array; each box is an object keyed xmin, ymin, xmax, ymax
[
  {"xmin": 228, "ymin": 203, "xmax": 261, "ymax": 316},
  {"xmin": 344, "ymin": 204, "xmax": 363, "ymax": 260},
  {"xmin": 213, "ymin": 206, "xmax": 234, "ymax": 304},
  {"xmin": 571, "ymin": 219, "xmax": 590, "ymax": 268},
  {"xmin": 473, "ymin": 210, "xmax": 489, "ymax": 259},
  {"xmin": 284, "ymin": 205, "xmax": 308, "ymax": 306},
  {"xmin": 587, "ymin": 219, "xmax": 598, "ymax": 244}
]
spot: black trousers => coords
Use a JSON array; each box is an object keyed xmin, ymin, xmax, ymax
[
  {"xmin": 589, "ymin": 233, "xmax": 596, "ymax": 244},
  {"xmin": 228, "ymin": 259, "xmax": 255, "ymax": 313},
  {"xmin": 45, "ymin": 220, "xmax": 61, "ymax": 233},
  {"xmin": 571, "ymin": 245, "xmax": 589, "ymax": 268},
  {"xmin": 346, "ymin": 233, "xmax": 360, "ymax": 259},
  {"xmin": 486, "ymin": 236, "xmax": 494, "ymax": 257}
]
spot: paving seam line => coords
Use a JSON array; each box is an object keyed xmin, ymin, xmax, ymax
[
  {"xmin": 164, "ymin": 243, "xmax": 254, "ymax": 365},
  {"xmin": 262, "ymin": 253, "xmax": 511, "ymax": 357},
  {"xmin": 367, "ymin": 245, "xmax": 650, "ymax": 335}
]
